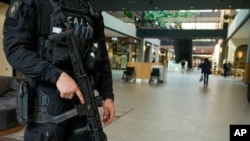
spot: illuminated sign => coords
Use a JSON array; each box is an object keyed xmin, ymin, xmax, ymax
[{"xmin": 124, "ymin": 10, "xmax": 133, "ymax": 18}]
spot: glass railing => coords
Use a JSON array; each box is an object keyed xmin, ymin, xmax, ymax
[{"xmin": 106, "ymin": 9, "xmax": 238, "ymax": 30}]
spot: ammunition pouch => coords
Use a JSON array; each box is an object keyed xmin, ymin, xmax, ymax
[{"xmin": 37, "ymin": 0, "xmax": 102, "ymax": 71}]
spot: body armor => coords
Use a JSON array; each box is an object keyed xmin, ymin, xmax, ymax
[
  {"xmin": 34, "ymin": 0, "xmax": 102, "ymax": 123},
  {"xmin": 38, "ymin": 0, "xmax": 101, "ymax": 74}
]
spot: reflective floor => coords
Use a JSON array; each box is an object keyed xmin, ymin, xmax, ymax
[{"xmin": 1, "ymin": 69, "xmax": 250, "ymax": 141}]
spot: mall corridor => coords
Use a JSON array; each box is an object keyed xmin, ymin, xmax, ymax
[{"xmin": 1, "ymin": 69, "xmax": 250, "ymax": 141}]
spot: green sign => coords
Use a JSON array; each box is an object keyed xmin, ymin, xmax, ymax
[{"xmin": 124, "ymin": 10, "xmax": 133, "ymax": 18}]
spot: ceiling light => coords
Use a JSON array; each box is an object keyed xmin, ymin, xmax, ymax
[{"xmin": 111, "ymin": 37, "xmax": 118, "ymax": 41}]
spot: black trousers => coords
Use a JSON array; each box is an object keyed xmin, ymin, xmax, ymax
[
  {"xmin": 24, "ymin": 83, "xmax": 92, "ymax": 141},
  {"xmin": 24, "ymin": 116, "xmax": 92, "ymax": 141},
  {"xmin": 203, "ymin": 73, "xmax": 209, "ymax": 84}
]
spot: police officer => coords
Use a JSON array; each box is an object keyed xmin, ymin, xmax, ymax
[{"xmin": 3, "ymin": 0, "xmax": 115, "ymax": 140}]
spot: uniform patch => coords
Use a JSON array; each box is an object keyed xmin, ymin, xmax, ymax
[{"xmin": 8, "ymin": 0, "xmax": 20, "ymax": 17}]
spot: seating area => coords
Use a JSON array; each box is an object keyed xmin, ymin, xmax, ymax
[
  {"xmin": 231, "ymin": 68, "xmax": 245, "ymax": 78},
  {"xmin": 213, "ymin": 68, "xmax": 245, "ymax": 79},
  {"xmin": 149, "ymin": 68, "xmax": 161, "ymax": 84},
  {"xmin": 0, "ymin": 76, "xmax": 28, "ymax": 132},
  {"xmin": 121, "ymin": 67, "xmax": 136, "ymax": 83}
]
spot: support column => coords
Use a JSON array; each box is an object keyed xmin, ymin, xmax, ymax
[
  {"xmin": 173, "ymin": 39, "xmax": 193, "ymax": 68},
  {"xmin": 245, "ymin": 29, "xmax": 250, "ymax": 103},
  {"xmin": 219, "ymin": 41, "xmax": 228, "ymax": 67},
  {"xmin": 245, "ymin": 35, "xmax": 250, "ymax": 83}
]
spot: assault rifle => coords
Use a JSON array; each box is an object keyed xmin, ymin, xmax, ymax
[{"xmin": 49, "ymin": 30, "xmax": 107, "ymax": 141}]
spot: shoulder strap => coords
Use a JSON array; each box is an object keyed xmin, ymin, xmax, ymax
[
  {"xmin": 84, "ymin": 0, "xmax": 99, "ymax": 19},
  {"xmin": 49, "ymin": 0, "xmax": 72, "ymax": 30}
]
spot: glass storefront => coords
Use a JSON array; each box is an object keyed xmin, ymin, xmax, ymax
[{"xmin": 106, "ymin": 37, "xmax": 140, "ymax": 70}]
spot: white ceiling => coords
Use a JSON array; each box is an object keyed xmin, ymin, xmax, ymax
[
  {"xmin": 231, "ymin": 18, "xmax": 250, "ymax": 39},
  {"xmin": 104, "ymin": 28, "xmax": 126, "ymax": 38}
]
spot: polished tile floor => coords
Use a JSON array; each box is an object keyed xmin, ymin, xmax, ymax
[{"xmin": 1, "ymin": 69, "xmax": 250, "ymax": 141}]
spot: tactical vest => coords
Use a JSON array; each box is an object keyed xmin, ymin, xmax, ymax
[
  {"xmin": 25, "ymin": 0, "xmax": 102, "ymax": 123},
  {"xmin": 37, "ymin": 0, "xmax": 101, "ymax": 74}
]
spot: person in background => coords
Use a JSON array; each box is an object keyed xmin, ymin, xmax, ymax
[
  {"xmin": 181, "ymin": 59, "xmax": 186, "ymax": 73},
  {"xmin": 200, "ymin": 58, "xmax": 212, "ymax": 88},
  {"xmin": 213, "ymin": 62, "xmax": 217, "ymax": 73},
  {"xmin": 3, "ymin": 0, "xmax": 115, "ymax": 140},
  {"xmin": 223, "ymin": 61, "xmax": 229, "ymax": 77},
  {"xmin": 227, "ymin": 61, "xmax": 232, "ymax": 76}
]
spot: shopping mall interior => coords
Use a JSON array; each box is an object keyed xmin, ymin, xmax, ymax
[
  {"xmin": 0, "ymin": 0, "xmax": 250, "ymax": 78},
  {"xmin": 0, "ymin": 0, "xmax": 250, "ymax": 141}
]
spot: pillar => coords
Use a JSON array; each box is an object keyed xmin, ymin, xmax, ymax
[
  {"xmin": 245, "ymin": 35, "xmax": 250, "ymax": 83},
  {"xmin": 246, "ymin": 29, "xmax": 250, "ymax": 103}
]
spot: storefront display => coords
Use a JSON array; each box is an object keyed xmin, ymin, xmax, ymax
[{"xmin": 106, "ymin": 37, "xmax": 140, "ymax": 70}]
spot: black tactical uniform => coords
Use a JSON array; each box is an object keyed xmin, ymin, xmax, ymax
[{"xmin": 3, "ymin": 0, "xmax": 114, "ymax": 140}]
